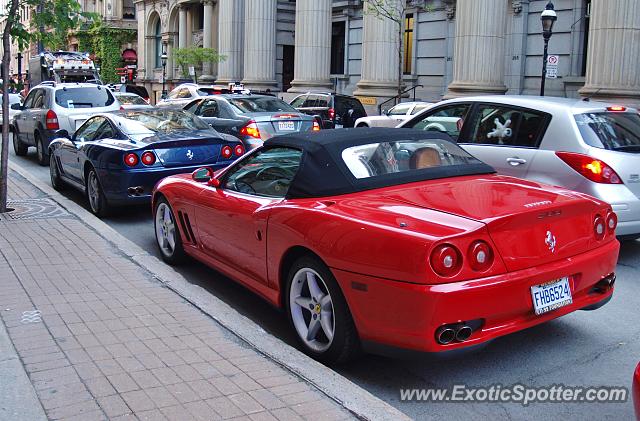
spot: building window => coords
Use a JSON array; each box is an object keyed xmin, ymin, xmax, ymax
[
  {"xmin": 330, "ymin": 21, "xmax": 345, "ymax": 75},
  {"xmin": 123, "ymin": 0, "xmax": 135, "ymax": 19},
  {"xmin": 154, "ymin": 20, "xmax": 162, "ymax": 68},
  {"xmin": 581, "ymin": 0, "xmax": 591, "ymax": 76},
  {"xmin": 403, "ymin": 13, "xmax": 414, "ymax": 75},
  {"xmin": 196, "ymin": 4, "xmax": 204, "ymax": 31}
]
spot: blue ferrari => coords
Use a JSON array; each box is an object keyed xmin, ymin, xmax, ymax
[{"xmin": 48, "ymin": 109, "xmax": 245, "ymax": 216}]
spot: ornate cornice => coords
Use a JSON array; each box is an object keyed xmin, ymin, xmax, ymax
[
  {"xmin": 512, "ymin": 0, "xmax": 529, "ymax": 14},
  {"xmin": 443, "ymin": 0, "xmax": 455, "ymax": 20}
]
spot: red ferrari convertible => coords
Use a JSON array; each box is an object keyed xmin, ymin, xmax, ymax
[
  {"xmin": 634, "ymin": 362, "xmax": 640, "ymax": 420},
  {"xmin": 152, "ymin": 128, "xmax": 619, "ymax": 363}
]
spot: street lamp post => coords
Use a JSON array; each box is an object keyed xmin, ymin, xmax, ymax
[
  {"xmin": 540, "ymin": 2, "xmax": 557, "ymax": 96},
  {"xmin": 161, "ymin": 43, "xmax": 168, "ymax": 99}
]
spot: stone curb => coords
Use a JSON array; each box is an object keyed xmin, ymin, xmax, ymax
[{"xmin": 9, "ymin": 160, "xmax": 412, "ymax": 421}]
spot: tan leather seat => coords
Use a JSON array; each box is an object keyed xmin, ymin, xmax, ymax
[{"xmin": 410, "ymin": 147, "xmax": 442, "ymax": 169}]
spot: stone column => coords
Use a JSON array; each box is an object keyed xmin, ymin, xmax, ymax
[
  {"xmin": 579, "ymin": 0, "xmax": 640, "ymax": 106},
  {"xmin": 135, "ymin": 0, "xmax": 145, "ymax": 81},
  {"xmin": 353, "ymin": 0, "xmax": 400, "ymax": 98},
  {"xmin": 287, "ymin": 0, "xmax": 332, "ymax": 93},
  {"xmin": 242, "ymin": 0, "xmax": 277, "ymax": 90},
  {"xmin": 178, "ymin": 5, "xmax": 188, "ymax": 49},
  {"xmin": 216, "ymin": 0, "xmax": 244, "ymax": 84},
  {"xmin": 201, "ymin": 0, "xmax": 215, "ymax": 80},
  {"xmin": 445, "ymin": 0, "xmax": 508, "ymax": 98}
]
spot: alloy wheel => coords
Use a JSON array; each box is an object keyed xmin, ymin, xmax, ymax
[
  {"xmin": 155, "ymin": 202, "xmax": 177, "ymax": 257},
  {"xmin": 87, "ymin": 171, "xmax": 101, "ymax": 213}
]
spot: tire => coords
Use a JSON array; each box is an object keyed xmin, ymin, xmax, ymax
[
  {"xmin": 12, "ymin": 127, "xmax": 28, "ymax": 156},
  {"xmin": 35, "ymin": 133, "xmax": 49, "ymax": 166},
  {"xmin": 356, "ymin": 123, "xmax": 369, "ymax": 128},
  {"xmin": 285, "ymin": 255, "xmax": 360, "ymax": 364},
  {"xmin": 49, "ymin": 153, "xmax": 65, "ymax": 191},
  {"xmin": 154, "ymin": 197, "xmax": 186, "ymax": 264},
  {"xmin": 85, "ymin": 167, "xmax": 110, "ymax": 217}
]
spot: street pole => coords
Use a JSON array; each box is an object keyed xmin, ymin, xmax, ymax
[
  {"xmin": 539, "ymin": 2, "xmax": 557, "ymax": 97},
  {"xmin": 161, "ymin": 43, "xmax": 168, "ymax": 100},
  {"xmin": 540, "ymin": 38, "xmax": 549, "ymax": 96}
]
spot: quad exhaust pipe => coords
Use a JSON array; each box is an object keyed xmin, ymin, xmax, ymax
[{"xmin": 436, "ymin": 323, "xmax": 474, "ymax": 345}]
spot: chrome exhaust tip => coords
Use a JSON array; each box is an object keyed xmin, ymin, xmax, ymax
[
  {"xmin": 455, "ymin": 325, "xmax": 473, "ymax": 342},
  {"xmin": 436, "ymin": 326, "xmax": 456, "ymax": 345}
]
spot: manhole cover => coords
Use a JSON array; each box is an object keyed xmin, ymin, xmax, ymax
[{"xmin": 2, "ymin": 199, "xmax": 71, "ymax": 220}]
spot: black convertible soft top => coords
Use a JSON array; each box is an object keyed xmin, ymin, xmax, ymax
[{"xmin": 264, "ymin": 128, "xmax": 495, "ymax": 199}]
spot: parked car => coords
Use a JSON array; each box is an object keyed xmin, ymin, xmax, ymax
[
  {"xmin": 634, "ymin": 362, "xmax": 640, "ymax": 420},
  {"xmin": 184, "ymin": 94, "xmax": 320, "ymax": 149},
  {"xmin": 157, "ymin": 83, "xmax": 231, "ymax": 108},
  {"xmin": 0, "ymin": 93, "xmax": 22, "ymax": 128},
  {"xmin": 119, "ymin": 83, "xmax": 150, "ymax": 103},
  {"xmin": 152, "ymin": 128, "xmax": 618, "ymax": 363},
  {"xmin": 114, "ymin": 92, "xmax": 153, "ymax": 110},
  {"xmin": 354, "ymin": 101, "xmax": 433, "ymax": 128},
  {"xmin": 11, "ymin": 82, "xmax": 121, "ymax": 166},
  {"xmin": 48, "ymin": 109, "xmax": 245, "ymax": 217},
  {"xmin": 399, "ymin": 96, "xmax": 640, "ymax": 240},
  {"xmin": 289, "ymin": 92, "xmax": 367, "ymax": 129}
]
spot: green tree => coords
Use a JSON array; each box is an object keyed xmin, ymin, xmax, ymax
[
  {"xmin": 0, "ymin": 0, "xmax": 95, "ymax": 212},
  {"xmin": 173, "ymin": 47, "xmax": 225, "ymax": 82}
]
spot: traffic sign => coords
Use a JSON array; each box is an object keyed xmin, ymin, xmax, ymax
[{"xmin": 546, "ymin": 55, "xmax": 559, "ymax": 79}]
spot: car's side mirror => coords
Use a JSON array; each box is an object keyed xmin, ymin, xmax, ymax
[
  {"xmin": 54, "ymin": 129, "xmax": 70, "ymax": 139},
  {"xmin": 192, "ymin": 167, "xmax": 220, "ymax": 187},
  {"xmin": 382, "ymin": 109, "xmax": 390, "ymax": 116},
  {"xmin": 10, "ymin": 103, "xmax": 22, "ymax": 110}
]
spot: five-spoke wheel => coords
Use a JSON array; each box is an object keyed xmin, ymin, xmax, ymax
[{"xmin": 154, "ymin": 198, "xmax": 185, "ymax": 264}]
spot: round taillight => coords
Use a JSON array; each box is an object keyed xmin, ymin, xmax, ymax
[
  {"xmin": 141, "ymin": 151, "xmax": 156, "ymax": 166},
  {"xmin": 468, "ymin": 241, "xmax": 494, "ymax": 272},
  {"xmin": 124, "ymin": 153, "xmax": 139, "ymax": 167},
  {"xmin": 221, "ymin": 145, "xmax": 233, "ymax": 159},
  {"xmin": 594, "ymin": 215, "xmax": 605, "ymax": 240},
  {"xmin": 606, "ymin": 212, "xmax": 617, "ymax": 233},
  {"xmin": 430, "ymin": 244, "xmax": 462, "ymax": 277},
  {"xmin": 234, "ymin": 144, "xmax": 245, "ymax": 156}
]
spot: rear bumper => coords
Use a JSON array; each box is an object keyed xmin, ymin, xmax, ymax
[
  {"xmin": 97, "ymin": 163, "xmax": 228, "ymax": 205},
  {"xmin": 334, "ymin": 239, "xmax": 619, "ymax": 354}
]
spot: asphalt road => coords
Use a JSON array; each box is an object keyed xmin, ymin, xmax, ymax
[{"xmin": 8, "ymin": 143, "xmax": 640, "ymax": 421}]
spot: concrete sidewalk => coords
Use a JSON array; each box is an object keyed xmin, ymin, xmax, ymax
[{"xmin": 0, "ymin": 170, "xmax": 357, "ymax": 421}]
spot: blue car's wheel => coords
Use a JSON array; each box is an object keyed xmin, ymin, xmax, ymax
[
  {"xmin": 86, "ymin": 168, "xmax": 110, "ymax": 217},
  {"xmin": 49, "ymin": 154, "xmax": 65, "ymax": 191}
]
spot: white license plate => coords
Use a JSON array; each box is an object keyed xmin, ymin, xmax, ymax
[
  {"xmin": 278, "ymin": 121, "xmax": 295, "ymax": 131},
  {"xmin": 74, "ymin": 119, "xmax": 86, "ymax": 130},
  {"xmin": 531, "ymin": 277, "xmax": 572, "ymax": 315}
]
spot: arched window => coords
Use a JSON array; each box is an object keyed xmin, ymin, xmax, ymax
[{"xmin": 154, "ymin": 20, "xmax": 162, "ymax": 68}]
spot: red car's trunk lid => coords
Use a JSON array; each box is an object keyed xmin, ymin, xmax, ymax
[{"xmin": 383, "ymin": 175, "xmax": 602, "ymax": 272}]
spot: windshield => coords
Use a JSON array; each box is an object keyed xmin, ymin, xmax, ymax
[
  {"xmin": 575, "ymin": 112, "xmax": 640, "ymax": 152},
  {"xmin": 228, "ymin": 97, "xmax": 297, "ymax": 113},
  {"xmin": 117, "ymin": 110, "xmax": 211, "ymax": 139},
  {"xmin": 342, "ymin": 138, "xmax": 482, "ymax": 179},
  {"xmin": 116, "ymin": 94, "xmax": 147, "ymax": 105},
  {"xmin": 55, "ymin": 87, "xmax": 115, "ymax": 108}
]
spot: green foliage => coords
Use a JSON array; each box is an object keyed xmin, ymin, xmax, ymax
[
  {"xmin": 75, "ymin": 21, "xmax": 136, "ymax": 84},
  {"xmin": 173, "ymin": 47, "xmax": 226, "ymax": 79}
]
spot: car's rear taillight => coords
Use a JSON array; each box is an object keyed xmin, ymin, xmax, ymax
[
  {"xmin": 594, "ymin": 215, "xmax": 606, "ymax": 240},
  {"xmin": 607, "ymin": 106, "xmax": 626, "ymax": 112},
  {"xmin": 328, "ymin": 108, "xmax": 335, "ymax": 121},
  {"xmin": 141, "ymin": 151, "xmax": 156, "ymax": 166},
  {"xmin": 119, "ymin": 105, "xmax": 125, "ymax": 111},
  {"xmin": 606, "ymin": 211, "xmax": 618, "ymax": 234},
  {"xmin": 467, "ymin": 241, "xmax": 494, "ymax": 272},
  {"xmin": 430, "ymin": 244, "xmax": 462, "ymax": 277},
  {"xmin": 221, "ymin": 145, "xmax": 233, "ymax": 159},
  {"xmin": 124, "ymin": 153, "xmax": 139, "ymax": 167},
  {"xmin": 556, "ymin": 152, "xmax": 622, "ymax": 184},
  {"xmin": 312, "ymin": 119, "xmax": 321, "ymax": 131},
  {"xmin": 234, "ymin": 144, "xmax": 245, "ymax": 156},
  {"xmin": 45, "ymin": 110, "xmax": 59, "ymax": 130},
  {"xmin": 239, "ymin": 120, "xmax": 261, "ymax": 139}
]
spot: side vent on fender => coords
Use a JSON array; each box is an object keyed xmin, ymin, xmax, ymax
[{"xmin": 177, "ymin": 211, "xmax": 198, "ymax": 245}]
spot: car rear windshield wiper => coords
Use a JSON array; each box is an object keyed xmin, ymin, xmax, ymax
[{"xmin": 612, "ymin": 145, "xmax": 640, "ymax": 152}]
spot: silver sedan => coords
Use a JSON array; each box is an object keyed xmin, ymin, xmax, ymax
[
  {"xmin": 354, "ymin": 101, "xmax": 432, "ymax": 128},
  {"xmin": 399, "ymin": 95, "xmax": 640, "ymax": 239}
]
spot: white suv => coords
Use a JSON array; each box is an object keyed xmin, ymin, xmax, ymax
[
  {"xmin": 156, "ymin": 83, "xmax": 230, "ymax": 108},
  {"xmin": 12, "ymin": 82, "xmax": 121, "ymax": 165}
]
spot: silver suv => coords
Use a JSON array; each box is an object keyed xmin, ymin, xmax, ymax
[
  {"xmin": 12, "ymin": 82, "xmax": 121, "ymax": 165},
  {"xmin": 400, "ymin": 95, "xmax": 640, "ymax": 239},
  {"xmin": 156, "ymin": 83, "xmax": 231, "ymax": 108}
]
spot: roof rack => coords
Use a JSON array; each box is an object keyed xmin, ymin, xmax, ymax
[{"xmin": 40, "ymin": 81, "xmax": 56, "ymax": 87}]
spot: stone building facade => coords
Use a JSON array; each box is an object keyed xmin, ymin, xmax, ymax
[{"xmin": 135, "ymin": 0, "xmax": 640, "ymax": 109}]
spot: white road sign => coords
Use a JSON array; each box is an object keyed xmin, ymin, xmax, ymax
[{"xmin": 546, "ymin": 55, "xmax": 559, "ymax": 79}]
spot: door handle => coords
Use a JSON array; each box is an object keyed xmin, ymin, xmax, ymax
[{"xmin": 506, "ymin": 157, "xmax": 527, "ymax": 166}]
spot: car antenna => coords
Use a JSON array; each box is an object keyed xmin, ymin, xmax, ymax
[{"xmin": 582, "ymin": 87, "xmax": 602, "ymax": 102}]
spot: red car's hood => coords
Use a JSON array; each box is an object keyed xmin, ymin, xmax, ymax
[
  {"xmin": 380, "ymin": 175, "xmax": 609, "ymax": 272},
  {"xmin": 634, "ymin": 362, "xmax": 640, "ymax": 421}
]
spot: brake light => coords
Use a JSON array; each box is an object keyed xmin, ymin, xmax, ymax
[
  {"xmin": 594, "ymin": 215, "xmax": 605, "ymax": 240},
  {"xmin": 467, "ymin": 241, "xmax": 494, "ymax": 272},
  {"xmin": 239, "ymin": 120, "xmax": 261, "ymax": 139},
  {"xmin": 141, "ymin": 151, "xmax": 156, "ymax": 166},
  {"xmin": 45, "ymin": 110, "xmax": 59, "ymax": 130},
  {"xmin": 607, "ymin": 106, "xmax": 626, "ymax": 112},
  {"xmin": 430, "ymin": 244, "xmax": 462, "ymax": 277},
  {"xmin": 234, "ymin": 144, "xmax": 245, "ymax": 156},
  {"xmin": 555, "ymin": 152, "xmax": 622, "ymax": 184},
  {"xmin": 120, "ymin": 105, "xmax": 125, "ymax": 111},
  {"xmin": 606, "ymin": 211, "xmax": 617, "ymax": 234},
  {"xmin": 328, "ymin": 108, "xmax": 335, "ymax": 120},
  {"xmin": 312, "ymin": 119, "xmax": 321, "ymax": 131},
  {"xmin": 124, "ymin": 153, "xmax": 139, "ymax": 167},
  {"xmin": 221, "ymin": 145, "xmax": 233, "ymax": 159}
]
